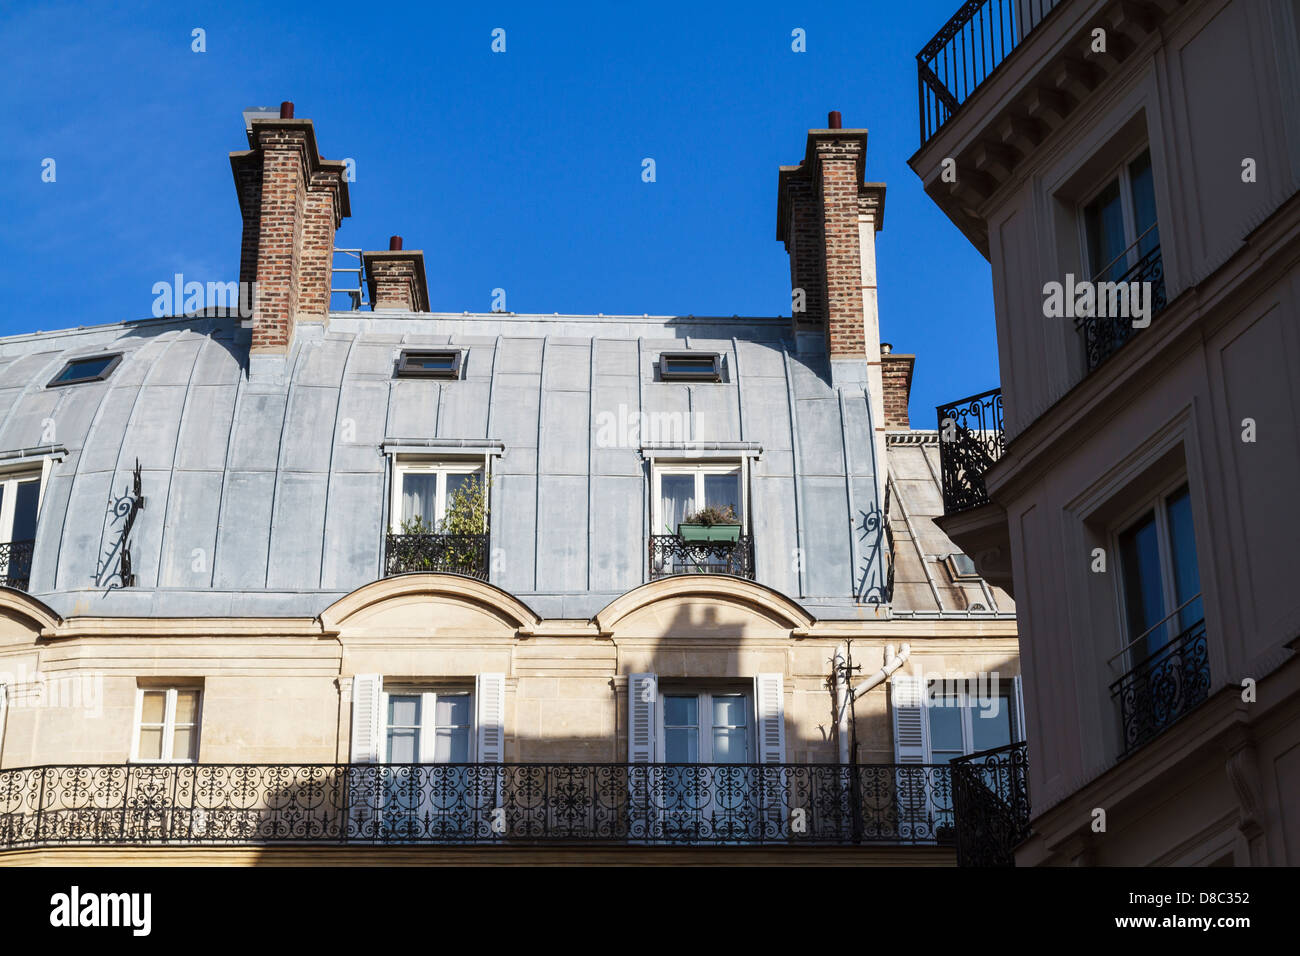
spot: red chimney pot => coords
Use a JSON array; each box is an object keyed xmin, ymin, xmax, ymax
[
  {"xmin": 828, "ymin": 110, "xmax": 842, "ymax": 129},
  {"xmin": 389, "ymin": 236, "xmax": 403, "ymax": 251},
  {"xmin": 280, "ymin": 101, "xmax": 295, "ymax": 119}
]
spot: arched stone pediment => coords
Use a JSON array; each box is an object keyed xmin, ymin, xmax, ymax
[
  {"xmin": 0, "ymin": 589, "xmax": 61, "ymax": 646},
  {"xmin": 594, "ymin": 576, "xmax": 814, "ymax": 638},
  {"xmin": 320, "ymin": 574, "xmax": 542, "ymax": 638}
]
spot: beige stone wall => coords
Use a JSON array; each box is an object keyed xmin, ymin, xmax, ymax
[{"xmin": 0, "ymin": 578, "xmax": 1019, "ymax": 769}]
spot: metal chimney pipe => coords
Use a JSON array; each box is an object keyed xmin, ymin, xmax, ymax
[
  {"xmin": 828, "ymin": 110, "xmax": 842, "ymax": 129},
  {"xmin": 389, "ymin": 236, "xmax": 403, "ymax": 251},
  {"xmin": 280, "ymin": 101, "xmax": 295, "ymax": 119}
]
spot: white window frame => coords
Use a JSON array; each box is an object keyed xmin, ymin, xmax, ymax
[
  {"xmin": 655, "ymin": 688, "xmax": 754, "ymax": 763},
  {"xmin": 1110, "ymin": 476, "xmax": 1199, "ymax": 670},
  {"xmin": 381, "ymin": 687, "xmax": 475, "ymax": 763},
  {"xmin": 390, "ymin": 459, "xmax": 487, "ymax": 533},
  {"xmin": 131, "ymin": 686, "xmax": 202, "ymax": 764},
  {"xmin": 0, "ymin": 468, "xmax": 45, "ymax": 544},
  {"xmin": 924, "ymin": 683, "xmax": 1021, "ymax": 760},
  {"xmin": 650, "ymin": 461, "xmax": 747, "ymax": 537},
  {"xmin": 1078, "ymin": 143, "xmax": 1157, "ymax": 282}
]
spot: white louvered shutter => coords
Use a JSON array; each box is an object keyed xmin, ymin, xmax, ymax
[
  {"xmin": 0, "ymin": 683, "xmax": 7, "ymax": 759},
  {"xmin": 891, "ymin": 674, "xmax": 933, "ymax": 839},
  {"xmin": 754, "ymin": 674, "xmax": 787, "ymax": 764},
  {"xmin": 350, "ymin": 674, "xmax": 383, "ymax": 763},
  {"xmin": 475, "ymin": 673, "xmax": 506, "ymax": 763},
  {"xmin": 1012, "ymin": 675, "xmax": 1026, "ymax": 743},
  {"xmin": 628, "ymin": 673, "xmax": 657, "ymax": 762},
  {"xmin": 891, "ymin": 674, "xmax": 929, "ymax": 762}
]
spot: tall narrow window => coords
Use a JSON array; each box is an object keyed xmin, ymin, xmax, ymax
[
  {"xmin": 653, "ymin": 464, "xmax": 743, "ymax": 536},
  {"xmin": 1083, "ymin": 147, "xmax": 1159, "ymax": 282},
  {"xmin": 1117, "ymin": 483, "xmax": 1202, "ymax": 665},
  {"xmin": 0, "ymin": 472, "xmax": 40, "ymax": 589}
]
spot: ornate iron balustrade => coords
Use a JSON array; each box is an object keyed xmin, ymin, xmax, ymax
[
  {"xmin": 936, "ymin": 388, "xmax": 1005, "ymax": 514},
  {"xmin": 384, "ymin": 533, "xmax": 489, "ymax": 580},
  {"xmin": 1111, "ymin": 618, "xmax": 1210, "ymax": 756},
  {"xmin": 649, "ymin": 535, "xmax": 755, "ymax": 581},
  {"xmin": 951, "ymin": 741, "xmax": 1030, "ymax": 866},
  {"xmin": 0, "ymin": 762, "xmax": 965, "ymax": 849},
  {"xmin": 0, "ymin": 539, "xmax": 35, "ymax": 591},
  {"xmin": 918, "ymin": 0, "xmax": 1063, "ymax": 144},
  {"xmin": 1076, "ymin": 244, "xmax": 1168, "ymax": 373}
]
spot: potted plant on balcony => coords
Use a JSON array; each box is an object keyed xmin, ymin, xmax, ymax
[{"xmin": 677, "ymin": 504, "xmax": 741, "ymax": 543}]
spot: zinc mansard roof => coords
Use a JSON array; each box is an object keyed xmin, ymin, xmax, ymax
[{"xmin": 0, "ymin": 310, "xmax": 892, "ymax": 620}]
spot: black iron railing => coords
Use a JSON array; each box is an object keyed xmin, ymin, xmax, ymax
[
  {"xmin": 0, "ymin": 539, "xmax": 34, "ymax": 591},
  {"xmin": 1076, "ymin": 244, "xmax": 1168, "ymax": 373},
  {"xmin": 1111, "ymin": 618, "xmax": 1210, "ymax": 756},
  {"xmin": 951, "ymin": 741, "xmax": 1030, "ymax": 866},
  {"xmin": 384, "ymin": 533, "xmax": 489, "ymax": 580},
  {"xmin": 0, "ymin": 762, "xmax": 966, "ymax": 849},
  {"xmin": 649, "ymin": 535, "xmax": 755, "ymax": 581},
  {"xmin": 936, "ymin": 388, "xmax": 1005, "ymax": 514},
  {"xmin": 918, "ymin": 0, "xmax": 1063, "ymax": 144}
]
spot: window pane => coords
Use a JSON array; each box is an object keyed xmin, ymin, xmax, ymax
[
  {"xmin": 663, "ymin": 695, "xmax": 697, "ymax": 727},
  {"xmin": 140, "ymin": 690, "xmax": 166, "ymax": 725},
  {"xmin": 1119, "ymin": 512, "xmax": 1167, "ymax": 657},
  {"xmin": 712, "ymin": 696, "xmax": 747, "ymax": 728},
  {"xmin": 443, "ymin": 473, "xmax": 481, "ymax": 526},
  {"xmin": 55, "ymin": 356, "xmax": 115, "ymax": 383},
  {"xmin": 171, "ymin": 727, "xmax": 196, "ymax": 762},
  {"xmin": 435, "ymin": 694, "xmax": 471, "ymax": 729},
  {"xmin": 174, "ymin": 690, "xmax": 200, "ymax": 725},
  {"xmin": 11, "ymin": 480, "xmax": 39, "ymax": 542},
  {"xmin": 703, "ymin": 473, "xmax": 741, "ymax": 520},
  {"xmin": 664, "ymin": 728, "xmax": 698, "ymax": 763},
  {"xmin": 137, "ymin": 727, "xmax": 164, "ymax": 760},
  {"xmin": 388, "ymin": 695, "xmax": 421, "ymax": 728},
  {"xmin": 713, "ymin": 728, "xmax": 749, "ymax": 763},
  {"xmin": 1128, "ymin": 150, "xmax": 1159, "ymax": 255},
  {"xmin": 1085, "ymin": 179, "xmax": 1127, "ymax": 281},
  {"xmin": 400, "ymin": 474, "xmax": 437, "ymax": 527},
  {"xmin": 928, "ymin": 700, "xmax": 964, "ymax": 755},
  {"xmin": 434, "ymin": 728, "xmax": 471, "ymax": 763},
  {"xmin": 387, "ymin": 728, "xmax": 418, "ymax": 763},
  {"xmin": 971, "ymin": 695, "xmax": 1013, "ymax": 752},
  {"xmin": 659, "ymin": 475, "xmax": 695, "ymax": 533},
  {"xmin": 1165, "ymin": 487, "xmax": 1202, "ymax": 632}
]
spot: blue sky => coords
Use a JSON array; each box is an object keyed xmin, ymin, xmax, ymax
[{"xmin": 0, "ymin": 0, "xmax": 998, "ymax": 424}]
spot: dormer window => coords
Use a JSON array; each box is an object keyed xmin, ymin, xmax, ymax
[
  {"xmin": 659, "ymin": 352, "xmax": 721, "ymax": 382},
  {"xmin": 48, "ymin": 353, "xmax": 122, "ymax": 387},
  {"xmin": 397, "ymin": 349, "xmax": 463, "ymax": 380}
]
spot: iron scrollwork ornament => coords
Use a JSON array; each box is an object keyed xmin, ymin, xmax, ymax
[{"xmin": 96, "ymin": 459, "xmax": 145, "ymax": 589}]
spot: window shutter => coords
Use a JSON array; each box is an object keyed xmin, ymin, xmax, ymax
[
  {"xmin": 0, "ymin": 683, "xmax": 7, "ymax": 756},
  {"xmin": 628, "ymin": 673, "xmax": 657, "ymax": 762},
  {"xmin": 1012, "ymin": 675, "xmax": 1027, "ymax": 743},
  {"xmin": 350, "ymin": 674, "xmax": 383, "ymax": 764},
  {"xmin": 754, "ymin": 673, "xmax": 787, "ymax": 764},
  {"xmin": 475, "ymin": 673, "xmax": 506, "ymax": 763},
  {"xmin": 891, "ymin": 675, "xmax": 930, "ymax": 763}
]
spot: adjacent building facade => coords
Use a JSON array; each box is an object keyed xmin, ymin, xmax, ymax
[
  {"xmin": 0, "ymin": 106, "xmax": 1021, "ymax": 864},
  {"xmin": 913, "ymin": 0, "xmax": 1300, "ymax": 864}
]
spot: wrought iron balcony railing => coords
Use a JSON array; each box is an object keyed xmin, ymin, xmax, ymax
[
  {"xmin": 0, "ymin": 762, "xmax": 967, "ymax": 850},
  {"xmin": 951, "ymin": 741, "xmax": 1030, "ymax": 866},
  {"xmin": 936, "ymin": 388, "xmax": 1005, "ymax": 514},
  {"xmin": 1110, "ymin": 618, "xmax": 1210, "ymax": 756},
  {"xmin": 649, "ymin": 534, "xmax": 755, "ymax": 581},
  {"xmin": 1076, "ymin": 244, "xmax": 1168, "ymax": 373},
  {"xmin": 0, "ymin": 539, "xmax": 34, "ymax": 591},
  {"xmin": 918, "ymin": 0, "xmax": 1063, "ymax": 145},
  {"xmin": 384, "ymin": 533, "xmax": 489, "ymax": 580}
]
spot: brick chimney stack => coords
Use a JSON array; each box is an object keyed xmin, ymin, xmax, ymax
[
  {"xmin": 777, "ymin": 113, "xmax": 890, "ymax": 474},
  {"xmin": 879, "ymin": 344, "xmax": 915, "ymax": 428},
  {"xmin": 230, "ymin": 103, "xmax": 351, "ymax": 378},
  {"xmin": 363, "ymin": 236, "xmax": 430, "ymax": 312}
]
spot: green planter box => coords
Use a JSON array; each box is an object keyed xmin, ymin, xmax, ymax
[{"xmin": 677, "ymin": 523, "xmax": 741, "ymax": 543}]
